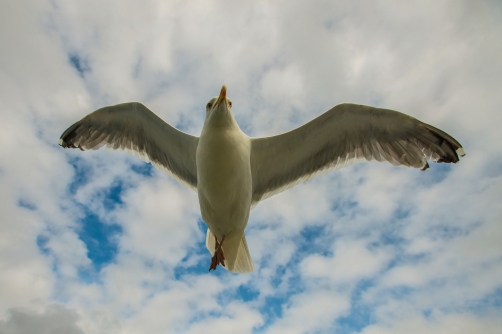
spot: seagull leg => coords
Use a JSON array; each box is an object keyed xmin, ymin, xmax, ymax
[{"xmin": 209, "ymin": 235, "xmax": 226, "ymax": 271}]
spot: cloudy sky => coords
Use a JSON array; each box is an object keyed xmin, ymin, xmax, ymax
[{"xmin": 1, "ymin": 0, "xmax": 501, "ymax": 333}]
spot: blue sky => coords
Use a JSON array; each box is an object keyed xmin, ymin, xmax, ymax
[{"xmin": 1, "ymin": 0, "xmax": 502, "ymax": 333}]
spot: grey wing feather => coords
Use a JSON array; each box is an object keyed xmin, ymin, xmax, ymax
[
  {"xmin": 251, "ymin": 103, "xmax": 465, "ymax": 205},
  {"xmin": 59, "ymin": 102, "xmax": 199, "ymax": 190}
]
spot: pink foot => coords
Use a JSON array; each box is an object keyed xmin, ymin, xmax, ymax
[
  {"xmin": 209, "ymin": 236, "xmax": 226, "ymax": 271},
  {"xmin": 209, "ymin": 248, "xmax": 225, "ymax": 271}
]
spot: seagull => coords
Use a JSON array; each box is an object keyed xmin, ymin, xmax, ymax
[{"xmin": 59, "ymin": 85, "xmax": 465, "ymax": 273}]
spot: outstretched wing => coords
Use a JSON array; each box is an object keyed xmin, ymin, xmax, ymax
[
  {"xmin": 251, "ymin": 103, "xmax": 465, "ymax": 205},
  {"xmin": 59, "ymin": 102, "xmax": 199, "ymax": 190}
]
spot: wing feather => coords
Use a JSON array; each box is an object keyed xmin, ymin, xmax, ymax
[
  {"xmin": 250, "ymin": 103, "xmax": 464, "ymax": 205},
  {"xmin": 59, "ymin": 102, "xmax": 199, "ymax": 190}
]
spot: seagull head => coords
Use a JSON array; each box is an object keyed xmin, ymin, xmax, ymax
[{"xmin": 204, "ymin": 85, "xmax": 235, "ymax": 126}]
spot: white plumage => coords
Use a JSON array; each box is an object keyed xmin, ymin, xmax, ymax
[{"xmin": 59, "ymin": 85, "xmax": 465, "ymax": 273}]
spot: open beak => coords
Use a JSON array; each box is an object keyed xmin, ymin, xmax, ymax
[{"xmin": 214, "ymin": 85, "xmax": 227, "ymax": 107}]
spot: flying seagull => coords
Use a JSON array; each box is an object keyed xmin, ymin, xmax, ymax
[{"xmin": 59, "ymin": 85, "xmax": 465, "ymax": 273}]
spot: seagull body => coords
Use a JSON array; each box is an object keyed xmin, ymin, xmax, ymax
[
  {"xmin": 197, "ymin": 88, "xmax": 253, "ymax": 271},
  {"xmin": 59, "ymin": 85, "xmax": 465, "ymax": 273}
]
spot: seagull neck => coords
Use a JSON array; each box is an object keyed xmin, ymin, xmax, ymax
[{"xmin": 204, "ymin": 109, "xmax": 240, "ymax": 130}]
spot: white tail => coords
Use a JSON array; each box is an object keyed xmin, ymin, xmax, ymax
[{"xmin": 206, "ymin": 229, "xmax": 254, "ymax": 273}]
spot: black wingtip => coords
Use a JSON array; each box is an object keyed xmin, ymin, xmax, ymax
[
  {"xmin": 58, "ymin": 137, "xmax": 84, "ymax": 151},
  {"xmin": 420, "ymin": 123, "xmax": 465, "ymax": 164}
]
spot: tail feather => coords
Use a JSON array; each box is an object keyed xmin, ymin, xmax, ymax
[
  {"xmin": 232, "ymin": 234, "xmax": 254, "ymax": 273},
  {"xmin": 205, "ymin": 229, "xmax": 254, "ymax": 273},
  {"xmin": 206, "ymin": 229, "xmax": 217, "ymax": 255}
]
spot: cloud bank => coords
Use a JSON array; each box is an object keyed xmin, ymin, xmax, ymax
[{"xmin": 1, "ymin": 0, "xmax": 501, "ymax": 333}]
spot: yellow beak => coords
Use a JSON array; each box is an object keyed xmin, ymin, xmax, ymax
[{"xmin": 214, "ymin": 85, "xmax": 227, "ymax": 107}]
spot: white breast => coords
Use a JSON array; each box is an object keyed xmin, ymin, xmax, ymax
[{"xmin": 196, "ymin": 125, "xmax": 252, "ymax": 239}]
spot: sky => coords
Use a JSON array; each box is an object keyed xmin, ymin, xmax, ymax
[{"xmin": 1, "ymin": 0, "xmax": 501, "ymax": 333}]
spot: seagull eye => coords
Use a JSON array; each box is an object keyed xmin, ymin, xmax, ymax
[
  {"xmin": 207, "ymin": 102, "xmax": 212, "ymax": 109},
  {"xmin": 228, "ymin": 101, "xmax": 232, "ymax": 107}
]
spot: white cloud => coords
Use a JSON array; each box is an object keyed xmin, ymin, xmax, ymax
[
  {"xmin": 360, "ymin": 313, "xmax": 502, "ymax": 334},
  {"xmin": 1, "ymin": 0, "xmax": 501, "ymax": 333},
  {"xmin": 0, "ymin": 305, "xmax": 84, "ymax": 334},
  {"xmin": 264, "ymin": 289, "xmax": 351, "ymax": 334},
  {"xmin": 301, "ymin": 239, "xmax": 393, "ymax": 285}
]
